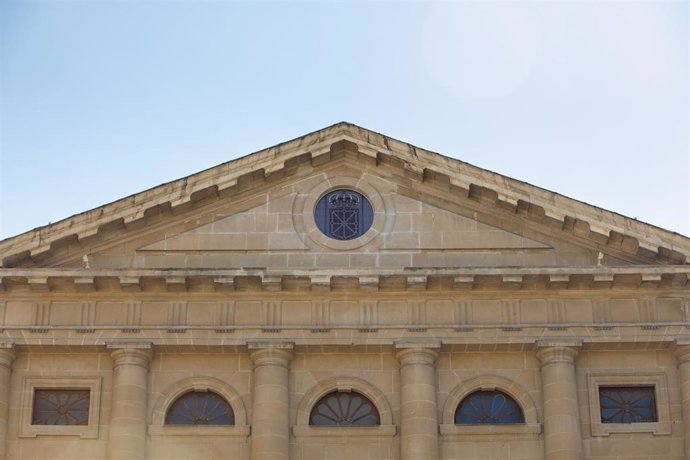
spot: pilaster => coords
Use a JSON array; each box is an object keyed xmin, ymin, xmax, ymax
[
  {"xmin": 536, "ymin": 339, "xmax": 583, "ymax": 460},
  {"xmin": 395, "ymin": 341, "xmax": 440, "ymax": 460},
  {"xmin": 248, "ymin": 342, "xmax": 293, "ymax": 460},
  {"xmin": 106, "ymin": 342, "xmax": 153, "ymax": 460}
]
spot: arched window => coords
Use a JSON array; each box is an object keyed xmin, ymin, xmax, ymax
[
  {"xmin": 309, "ymin": 390, "xmax": 380, "ymax": 426},
  {"xmin": 165, "ymin": 391, "xmax": 234, "ymax": 426},
  {"xmin": 455, "ymin": 390, "xmax": 525, "ymax": 425}
]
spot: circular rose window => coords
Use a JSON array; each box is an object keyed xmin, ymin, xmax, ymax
[{"xmin": 314, "ymin": 189, "xmax": 374, "ymax": 240}]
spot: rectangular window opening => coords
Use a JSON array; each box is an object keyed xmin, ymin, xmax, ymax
[
  {"xmin": 31, "ymin": 389, "xmax": 91, "ymax": 426},
  {"xmin": 599, "ymin": 385, "xmax": 657, "ymax": 424}
]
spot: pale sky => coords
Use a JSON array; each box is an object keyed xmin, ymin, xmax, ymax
[{"xmin": 1, "ymin": 1, "xmax": 688, "ymax": 240}]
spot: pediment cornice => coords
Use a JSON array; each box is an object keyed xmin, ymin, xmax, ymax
[
  {"xmin": 1, "ymin": 266, "xmax": 687, "ymax": 294},
  {"xmin": 1, "ymin": 122, "xmax": 688, "ymax": 267}
]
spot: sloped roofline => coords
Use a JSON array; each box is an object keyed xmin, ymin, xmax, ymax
[{"xmin": 1, "ymin": 121, "xmax": 689, "ymax": 264}]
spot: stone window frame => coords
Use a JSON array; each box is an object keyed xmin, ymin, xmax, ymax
[
  {"xmin": 19, "ymin": 376, "xmax": 102, "ymax": 439},
  {"xmin": 293, "ymin": 376, "xmax": 396, "ymax": 439},
  {"xmin": 294, "ymin": 175, "xmax": 391, "ymax": 251},
  {"xmin": 440, "ymin": 375, "xmax": 541, "ymax": 441},
  {"xmin": 587, "ymin": 371, "xmax": 671, "ymax": 436},
  {"xmin": 149, "ymin": 376, "xmax": 249, "ymax": 438}
]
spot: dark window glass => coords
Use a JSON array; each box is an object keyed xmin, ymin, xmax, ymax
[
  {"xmin": 32, "ymin": 389, "xmax": 90, "ymax": 425},
  {"xmin": 309, "ymin": 391, "xmax": 380, "ymax": 426},
  {"xmin": 314, "ymin": 190, "xmax": 373, "ymax": 240},
  {"xmin": 599, "ymin": 386, "xmax": 657, "ymax": 424},
  {"xmin": 165, "ymin": 391, "xmax": 234, "ymax": 425},
  {"xmin": 455, "ymin": 390, "xmax": 525, "ymax": 424}
]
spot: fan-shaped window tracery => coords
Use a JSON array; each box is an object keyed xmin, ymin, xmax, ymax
[
  {"xmin": 455, "ymin": 390, "xmax": 525, "ymax": 425},
  {"xmin": 165, "ymin": 391, "xmax": 234, "ymax": 426},
  {"xmin": 309, "ymin": 390, "xmax": 380, "ymax": 426}
]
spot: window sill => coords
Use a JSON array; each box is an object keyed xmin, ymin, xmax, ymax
[
  {"xmin": 148, "ymin": 425, "xmax": 250, "ymax": 437},
  {"xmin": 293, "ymin": 424, "xmax": 396, "ymax": 439},
  {"xmin": 592, "ymin": 422, "xmax": 670, "ymax": 437},
  {"xmin": 19, "ymin": 425, "xmax": 98, "ymax": 439},
  {"xmin": 440, "ymin": 423, "xmax": 542, "ymax": 441}
]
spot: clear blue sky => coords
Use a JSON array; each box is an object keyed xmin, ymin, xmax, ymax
[{"xmin": 1, "ymin": 1, "xmax": 688, "ymax": 239}]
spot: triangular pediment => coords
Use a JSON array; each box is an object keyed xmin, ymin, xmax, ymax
[
  {"xmin": 0, "ymin": 122, "xmax": 688, "ymax": 270},
  {"xmin": 71, "ymin": 163, "xmax": 611, "ymax": 270},
  {"xmin": 138, "ymin": 196, "xmax": 550, "ymax": 253}
]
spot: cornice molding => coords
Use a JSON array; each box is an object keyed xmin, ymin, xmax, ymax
[{"xmin": 0, "ymin": 266, "xmax": 687, "ymax": 293}]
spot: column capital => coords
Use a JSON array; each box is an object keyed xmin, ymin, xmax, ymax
[
  {"xmin": 0, "ymin": 342, "xmax": 15, "ymax": 370},
  {"xmin": 248, "ymin": 342, "xmax": 293, "ymax": 368},
  {"xmin": 107, "ymin": 342, "xmax": 153, "ymax": 369},
  {"xmin": 674, "ymin": 338, "xmax": 690, "ymax": 365},
  {"xmin": 395, "ymin": 341, "xmax": 440, "ymax": 367},
  {"xmin": 536, "ymin": 339, "xmax": 582, "ymax": 366}
]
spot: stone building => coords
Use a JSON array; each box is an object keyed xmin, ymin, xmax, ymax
[{"xmin": 0, "ymin": 122, "xmax": 689, "ymax": 460}]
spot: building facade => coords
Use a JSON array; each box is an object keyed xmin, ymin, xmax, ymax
[{"xmin": 0, "ymin": 122, "xmax": 689, "ymax": 460}]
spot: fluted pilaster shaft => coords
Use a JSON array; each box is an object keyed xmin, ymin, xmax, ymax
[
  {"xmin": 249, "ymin": 342, "xmax": 293, "ymax": 460},
  {"xmin": 107, "ymin": 343, "xmax": 152, "ymax": 460},
  {"xmin": 396, "ymin": 342, "xmax": 440, "ymax": 460},
  {"xmin": 537, "ymin": 340, "xmax": 583, "ymax": 460}
]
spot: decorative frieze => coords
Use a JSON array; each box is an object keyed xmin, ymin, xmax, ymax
[
  {"xmin": 453, "ymin": 300, "xmax": 472, "ymax": 331},
  {"xmin": 79, "ymin": 301, "xmax": 95, "ymax": 327},
  {"xmin": 501, "ymin": 299, "xmax": 520, "ymax": 331},
  {"xmin": 547, "ymin": 299, "xmax": 567, "ymax": 331},
  {"xmin": 407, "ymin": 300, "xmax": 427, "ymax": 328},
  {"xmin": 639, "ymin": 298, "xmax": 658, "ymax": 323},
  {"xmin": 359, "ymin": 300, "xmax": 378, "ymax": 333},
  {"xmin": 310, "ymin": 300, "xmax": 329, "ymax": 333},
  {"xmin": 262, "ymin": 301, "xmax": 281, "ymax": 333},
  {"xmin": 683, "ymin": 299, "xmax": 690, "ymax": 324},
  {"xmin": 33, "ymin": 302, "xmax": 50, "ymax": 327},
  {"xmin": 216, "ymin": 301, "xmax": 235, "ymax": 333},
  {"xmin": 0, "ymin": 295, "xmax": 687, "ymax": 337},
  {"xmin": 167, "ymin": 301, "xmax": 187, "ymax": 333},
  {"xmin": 593, "ymin": 299, "xmax": 612, "ymax": 330},
  {"xmin": 122, "ymin": 301, "xmax": 142, "ymax": 333}
]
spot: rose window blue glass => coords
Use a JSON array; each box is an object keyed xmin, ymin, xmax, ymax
[
  {"xmin": 309, "ymin": 391, "xmax": 380, "ymax": 426},
  {"xmin": 599, "ymin": 386, "xmax": 657, "ymax": 423},
  {"xmin": 165, "ymin": 391, "xmax": 234, "ymax": 425},
  {"xmin": 32, "ymin": 389, "xmax": 90, "ymax": 425},
  {"xmin": 455, "ymin": 390, "xmax": 525, "ymax": 424},
  {"xmin": 314, "ymin": 190, "xmax": 373, "ymax": 240}
]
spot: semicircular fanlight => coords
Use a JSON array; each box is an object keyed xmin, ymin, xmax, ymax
[
  {"xmin": 165, "ymin": 391, "xmax": 234, "ymax": 426},
  {"xmin": 455, "ymin": 390, "xmax": 525, "ymax": 425},
  {"xmin": 309, "ymin": 390, "xmax": 380, "ymax": 426}
]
